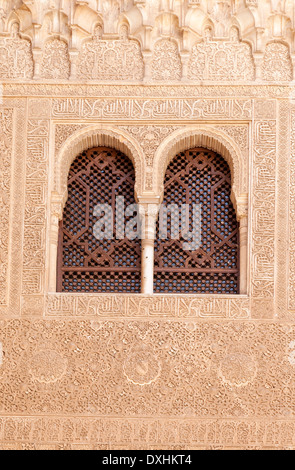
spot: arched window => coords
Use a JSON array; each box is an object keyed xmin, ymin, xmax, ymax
[
  {"xmin": 57, "ymin": 147, "xmax": 141, "ymax": 293},
  {"xmin": 154, "ymin": 147, "xmax": 239, "ymax": 294}
]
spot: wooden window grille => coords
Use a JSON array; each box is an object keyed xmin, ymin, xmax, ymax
[
  {"xmin": 57, "ymin": 147, "xmax": 141, "ymax": 293},
  {"xmin": 154, "ymin": 148, "xmax": 239, "ymax": 294}
]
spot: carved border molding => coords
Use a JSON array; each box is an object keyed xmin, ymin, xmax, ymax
[
  {"xmin": 0, "ymin": 417, "xmax": 295, "ymax": 450},
  {"xmin": 289, "ymin": 106, "xmax": 295, "ymax": 311},
  {"xmin": 2, "ymin": 83, "xmax": 293, "ymax": 99},
  {"xmin": 0, "ymin": 100, "xmax": 26, "ymax": 317},
  {"xmin": 275, "ymin": 101, "xmax": 289, "ymax": 317},
  {"xmin": 0, "ymin": 109, "xmax": 13, "ymax": 307}
]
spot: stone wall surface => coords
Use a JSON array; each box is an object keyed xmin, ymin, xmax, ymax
[{"xmin": 1, "ymin": 0, "xmax": 295, "ymax": 450}]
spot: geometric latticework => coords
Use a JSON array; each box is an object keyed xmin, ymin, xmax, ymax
[
  {"xmin": 154, "ymin": 148, "xmax": 239, "ymax": 294},
  {"xmin": 57, "ymin": 147, "xmax": 141, "ymax": 293}
]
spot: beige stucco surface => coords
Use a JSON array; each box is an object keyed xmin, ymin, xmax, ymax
[{"xmin": 1, "ymin": 0, "xmax": 295, "ymax": 449}]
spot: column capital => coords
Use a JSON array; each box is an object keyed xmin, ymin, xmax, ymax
[
  {"xmin": 138, "ymin": 202, "xmax": 160, "ymax": 218},
  {"xmin": 51, "ymin": 192, "xmax": 64, "ymax": 220},
  {"xmin": 236, "ymin": 195, "xmax": 248, "ymax": 222},
  {"xmin": 138, "ymin": 202, "xmax": 161, "ymax": 241}
]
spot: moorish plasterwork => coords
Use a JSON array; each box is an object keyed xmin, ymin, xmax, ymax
[{"xmin": 1, "ymin": 0, "xmax": 295, "ymax": 451}]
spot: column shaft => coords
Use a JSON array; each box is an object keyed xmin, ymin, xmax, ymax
[{"xmin": 141, "ymin": 239, "xmax": 154, "ymax": 295}]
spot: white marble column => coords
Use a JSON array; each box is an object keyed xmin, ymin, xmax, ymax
[{"xmin": 139, "ymin": 203, "xmax": 160, "ymax": 295}]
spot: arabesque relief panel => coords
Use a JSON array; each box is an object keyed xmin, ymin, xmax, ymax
[{"xmin": 0, "ymin": 319, "xmax": 295, "ymax": 449}]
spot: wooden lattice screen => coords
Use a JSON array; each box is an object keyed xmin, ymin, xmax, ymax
[
  {"xmin": 57, "ymin": 147, "xmax": 141, "ymax": 293},
  {"xmin": 154, "ymin": 148, "xmax": 239, "ymax": 294}
]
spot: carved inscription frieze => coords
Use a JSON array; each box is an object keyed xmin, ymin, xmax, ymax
[
  {"xmin": 51, "ymin": 98, "xmax": 252, "ymax": 120},
  {"xmin": 1, "ymin": 417, "xmax": 295, "ymax": 450},
  {"xmin": 22, "ymin": 118, "xmax": 49, "ymax": 301},
  {"xmin": 0, "ymin": 108, "xmax": 13, "ymax": 305},
  {"xmin": 251, "ymin": 119, "xmax": 276, "ymax": 316},
  {"xmin": 46, "ymin": 294, "xmax": 250, "ymax": 319}
]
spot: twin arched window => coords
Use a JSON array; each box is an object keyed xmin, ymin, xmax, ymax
[{"xmin": 57, "ymin": 146, "xmax": 239, "ymax": 294}]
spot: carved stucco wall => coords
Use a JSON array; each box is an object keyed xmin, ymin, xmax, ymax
[
  {"xmin": 0, "ymin": 0, "xmax": 295, "ymax": 83},
  {"xmin": 1, "ymin": 0, "xmax": 295, "ymax": 450}
]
